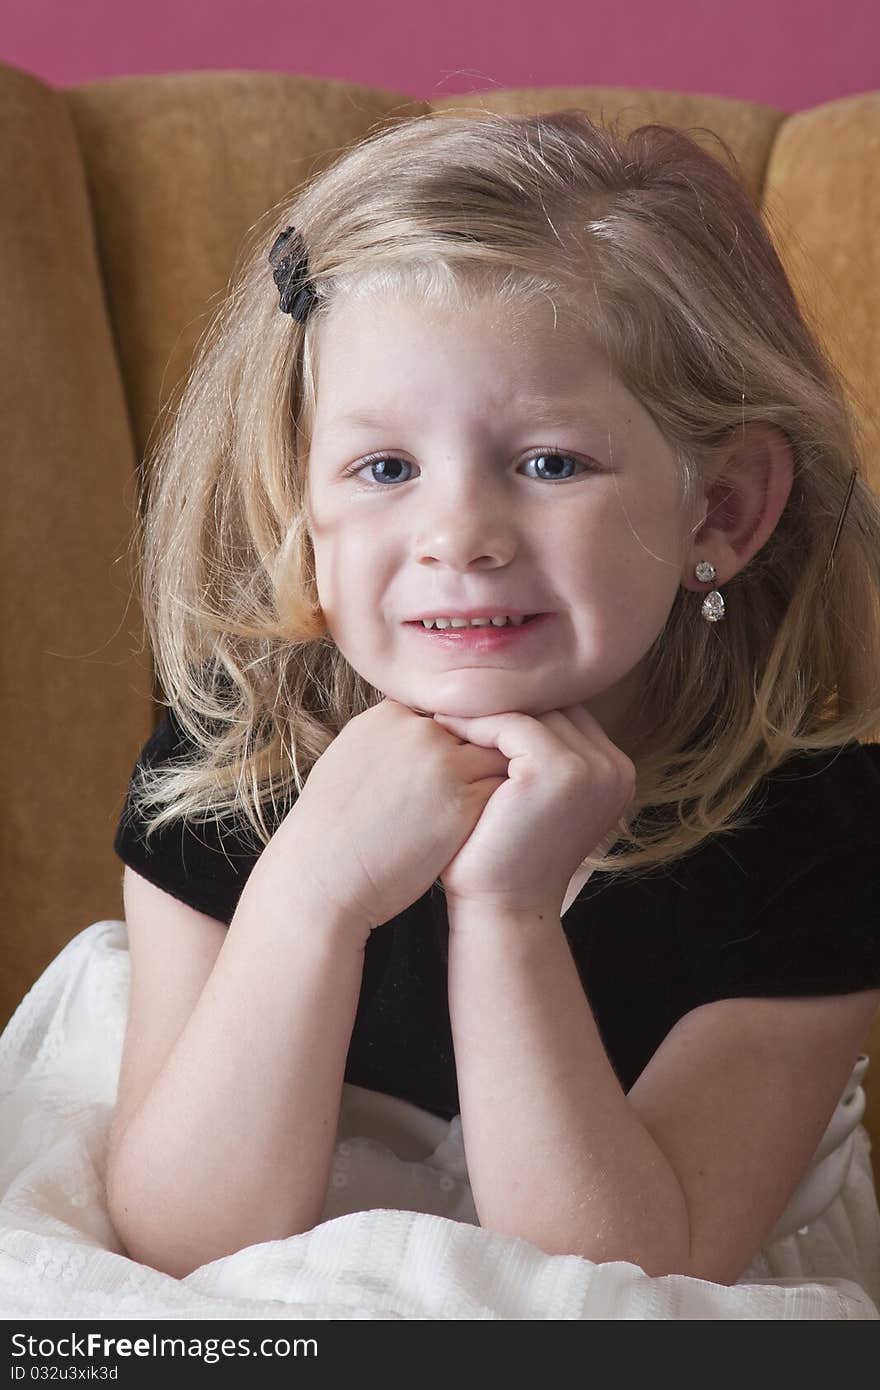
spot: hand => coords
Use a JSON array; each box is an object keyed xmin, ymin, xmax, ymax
[
  {"xmin": 432, "ymin": 704, "xmax": 636, "ymax": 920},
  {"xmin": 278, "ymin": 698, "xmax": 509, "ymax": 931}
]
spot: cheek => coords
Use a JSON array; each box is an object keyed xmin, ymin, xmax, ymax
[
  {"xmin": 309, "ymin": 534, "xmax": 331, "ymax": 605},
  {"xmin": 565, "ymin": 500, "xmax": 683, "ymax": 640},
  {"xmin": 310, "ymin": 523, "xmax": 385, "ymax": 623},
  {"xmin": 594, "ymin": 485, "xmax": 687, "ymax": 582},
  {"xmin": 307, "ymin": 501, "xmax": 349, "ymax": 588}
]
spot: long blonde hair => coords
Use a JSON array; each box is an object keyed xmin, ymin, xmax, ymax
[{"xmin": 125, "ymin": 108, "xmax": 880, "ymax": 877}]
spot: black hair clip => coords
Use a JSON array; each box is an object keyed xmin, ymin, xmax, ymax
[{"xmin": 269, "ymin": 225, "xmax": 318, "ymax": 324}]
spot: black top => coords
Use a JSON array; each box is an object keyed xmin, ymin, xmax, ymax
[{"xmin": 113, "ymin": 709, "xmax": 880, "ymax": 1120}]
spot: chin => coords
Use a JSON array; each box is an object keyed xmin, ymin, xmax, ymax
[
  {"xmin": 434, "ymin": 700, "xmax": 539, "ymax": 720},
  {"xmin": 393, "ymin": 684, "xmax": 565, "ymax": 721}
]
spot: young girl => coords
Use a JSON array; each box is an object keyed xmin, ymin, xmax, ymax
[{"xmin": 107, "ymin": 109, "xmax": 880, "ymax": 1289}]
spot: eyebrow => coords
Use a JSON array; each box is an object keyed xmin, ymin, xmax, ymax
[
  {"xmin": 334, "ymin": 408, "xmax": 399, "ymax": 430},
  {"xmin": 332, "ymin": 398, "xmax": 609, "ymax": 431}
]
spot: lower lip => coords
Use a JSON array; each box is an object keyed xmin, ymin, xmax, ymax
[{"xmin": 405, "ymin": 614, "xmax": 555, "ymax": 650}]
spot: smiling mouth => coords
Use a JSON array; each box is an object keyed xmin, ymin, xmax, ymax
[
  {"xmin": 404, "ymin": 613, "xmax": 556, "ymax": 643},
  {"xmin": 406, "ymin": 614, "xmax": 545, "ymax": 629}
]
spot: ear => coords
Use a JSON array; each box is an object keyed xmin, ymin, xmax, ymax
[{"xmin": 680, "ymin": 423, "xmax": 795, "ymax": 591}]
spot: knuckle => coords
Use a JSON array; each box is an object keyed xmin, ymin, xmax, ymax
[
  {"xmin": 619, "ymin": 753, "xmax": 637, "ymax": 790},
  {"xmin": 616, "ymin": 759, "xmax": 638, "ymax": 805},
  {"xmin": 557, "ymin": 753, "xmax": 584, "ymax": 782}
]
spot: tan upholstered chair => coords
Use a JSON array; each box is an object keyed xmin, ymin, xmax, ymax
[{"xmin": 2, "ymin": 63, "xmax": 879, "ymax": 1172}]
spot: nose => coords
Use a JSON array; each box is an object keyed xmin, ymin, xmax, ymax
[{"xmin": 411, "ymin": 475, "xmax": 518, "ymax": 570}]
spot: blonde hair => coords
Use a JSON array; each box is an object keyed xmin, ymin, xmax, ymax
[{"xmin": 125, "ymin": 108, "xmax": 880, "ymax": 878}]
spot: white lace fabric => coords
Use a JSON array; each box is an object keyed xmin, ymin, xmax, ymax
[{"xmin": 1, "ymin": 920, "xmax": 878, "ymax": 1320}]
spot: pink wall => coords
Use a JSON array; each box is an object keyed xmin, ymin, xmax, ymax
[{"xmin": 2, "ymin": 0, "xmax": 878, "ymax": 113}]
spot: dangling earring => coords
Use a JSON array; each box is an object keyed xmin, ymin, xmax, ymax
[{"xmin": 695, "ymin": 561, "xmax": 725, "ymax": 623}]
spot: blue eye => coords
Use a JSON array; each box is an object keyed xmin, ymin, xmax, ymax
[
  {"xmin": 352, "ymin": 455, "xmax": 412, "ymax": 485},
  {"xmin": 521, "ymin": 453, "xmax": 585, "ymax": 481},
  {"xmin": 346, "ymin": 451, "xmax": 592, "ymax": 486}
]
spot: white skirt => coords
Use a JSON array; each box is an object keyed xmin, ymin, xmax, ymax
[{"xmin": 1, "ymin": 919, "xmax": 877, "ymax": 1319}]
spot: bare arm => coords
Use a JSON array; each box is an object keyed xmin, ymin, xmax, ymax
[
  {"xmin": 446, "ymin": 900, "xmax": 878, "ymax": 1283},
  {"xmin": 447, "ymin": 904, "xmax": 691, "ymax": 1274},
  {"xmin": 106, "ymin": 821, "xmax": 370, "ymax": 1280}
]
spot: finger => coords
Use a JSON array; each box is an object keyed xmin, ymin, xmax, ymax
[
  {"xmin": 433, "ymin": 716, "xmax": 508, "ymax": 773},
  {"xmin": 432, "ymin": 710, "xmax": 565, "ymax": 770},
  {"xmin": 524, "ymin": 708, "xmax": 627, "ymax": 781},
  {"xmin": 438, "ymin": 708, "xmax": 631, "ymax": 798},
  {"xmin": 460, "ymin": 743, "xmax": 510, "ymax": 777},
  {"xmin": 557, "ymin": 702, "xmax": 610, "ymax": 739},
  {"xmin": 556, "ymin": 703, "xmax": 634, "ymax": 764},
  {"xmin": 536, "ymin": 708, "xmax": 594, "ymax": 757},
  {"xmin": 438, "ymin": 708, "xmax": 590, "ymax": 762},
  {"xmin": 432, "ymin": 713, "xmax": 466, "ymax": 741},
  {"xmin": 558, "ymin": 705, "xmax": 638, "ymax": 813}
]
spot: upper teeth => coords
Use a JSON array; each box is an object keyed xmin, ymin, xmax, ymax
[{"xmin": 421, "ymin": 615, "xmax": 531, "ymax": 629}]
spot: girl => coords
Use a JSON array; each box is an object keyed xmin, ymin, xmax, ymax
[{"xmin": 108, "ymin": 109, "xmax": 880, "ymax": 1289}]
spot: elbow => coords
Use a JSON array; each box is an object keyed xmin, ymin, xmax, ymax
[
  {"xmin": 104, "ymin": 1149, "xmax": 318, "ymax": 1281},
  {"xmin": 105, "ymin": 1152, "xmax": 217, "ymax": 1281},
  {"xmin": 111, "ymin": 1219, "xmax": 200, "ymax": 1282},
  {"xmin": 105, "ymin": 1175, "xmax": 200, "ymax": 1281}
]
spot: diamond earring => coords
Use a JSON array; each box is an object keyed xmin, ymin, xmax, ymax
[{"xmin": 695, "ymin": 561, "xmax": 725, "ymax": 623}]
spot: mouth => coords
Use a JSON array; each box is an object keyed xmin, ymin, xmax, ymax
[
  {"xmin": 404, "ymin": 613, "xmax": 555, "ymax": 648},
  {"xmin": 405, "ymin": 613, "xmax": 546, "ymax": 630}
]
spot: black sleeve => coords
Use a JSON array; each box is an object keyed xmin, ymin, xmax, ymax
[
  {"xmin": 113, "ymin": 711, "xmax": 396, "ymax": 1019},
  {"xmin": 684, "ymin": 847, "xmax": 880, "ymax": 1002},
  {"xmin": 678, "ymin": 744, "xmax": 880, "ymax": 1006},
  {"xmin": 113, "ymin": 708, "xmax": 275, "ymax": 926}
]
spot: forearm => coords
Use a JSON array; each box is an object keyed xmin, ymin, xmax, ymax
[
  {"xmin": 107, "ymin": 831, "xmax": 367, "ymax": 1278},
  {"xmin": 446, "ymin": 902, "xmax": 691, "ymax": 1276}
]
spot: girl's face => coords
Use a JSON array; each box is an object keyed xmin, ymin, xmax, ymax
[{"xmin": 306, "ymin": 292, "xmax": 693, "ymax": 754}]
